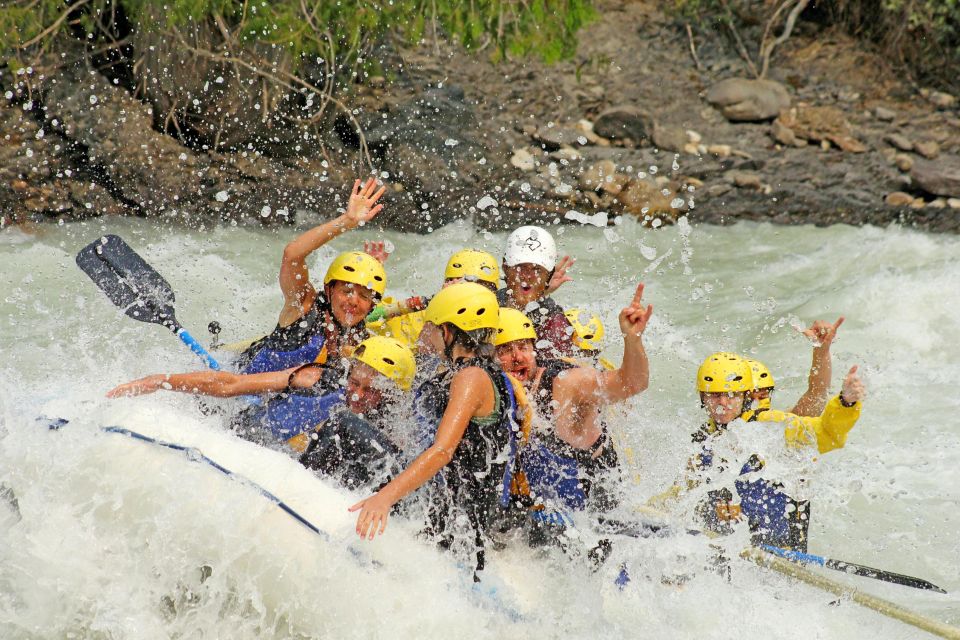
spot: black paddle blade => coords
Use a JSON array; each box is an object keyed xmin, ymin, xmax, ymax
[{"xmin": 76, "ymin": 235, "xmax": 179, "ymax": 329}]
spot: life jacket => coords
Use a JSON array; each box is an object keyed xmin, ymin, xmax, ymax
[
  {"xmin": 691, "ymin": 410, "xmax": 810, "ymax": 551},
  {"xmin": 299, "ymin": 411, "xmax": 402, "ymax": 490},
  {"xmin": 414, "ymin": 356, "xmax": 528, "ymax": 579},
  {"xmin": 231, "ymin": 363, "xmax": 345, "ymax": 450},
  {"xmin": 238, "ymin": 293, "xmax": 361, "ymax": 374},
  {"xmin": 522, "ymin": 360, "xmax": 619, "ymax": 512}
]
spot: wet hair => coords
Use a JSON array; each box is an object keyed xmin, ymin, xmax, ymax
[{"xmin": 443, "ymin": 324, "xmax": 495, "ymax": 361}]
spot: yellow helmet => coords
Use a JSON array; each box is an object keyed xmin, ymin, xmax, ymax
[
  {"xmin": 744, "ymin": 358, "xmax": 775, "ymax": 390},
  {"xmin": 564, "ymin": 308, "xmax": 605, "ymax": 351},
  {"xmin": 696, "ymin": 352, "xmax": 753, "ymax": 393},
  {"xmin": 494, "ymin": 308, "xmax": 537, "ymax": 346},
  {"xmin": 444, "ymin": 249, "xmax": 500, "ymax": 286},
  {"xmin": 424, "ymin": 282, "xmax": 499, "ymax": 332},
  {"xmin": 323, "ymin": 251, "xmax": 387, "ymax": 297},
  {"xmin": 351, "ymin": 336, "xmax": 417, "ymax": 391}
]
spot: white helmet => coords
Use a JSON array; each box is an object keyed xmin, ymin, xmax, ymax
[{"xmin": 503, "ymin": 226, "xmax": 557, "ymax": 271}]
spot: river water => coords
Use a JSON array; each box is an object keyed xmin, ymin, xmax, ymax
[{"xmin": 1, "ymin": 213, "xmax": 958, "ymax": 638}]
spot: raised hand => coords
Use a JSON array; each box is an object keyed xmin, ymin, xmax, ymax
[
  {"xmin": 106, "ymin": 374, "xmax": 166, "ymax": 398},
  {"xmin": 840, "ymin": 365, "xmax": 865, "ymax": 404},
  {"xmin": 619, "ymin": 282, "xmax": 653, "ymax": 337},
  {"xmin": 363, "ymin": 239, "xmax": 390, "ymax": 264},
  {"xmin": 545, "ymin": 255, "xmax": 575, "ymax": 295},
  {"xmin": 800, "ymin": 316, "xmax": 845, "ymax": 348},
  {"xmin": 344, "ymin": 178, "xmax": 387, "ymax": 227}
]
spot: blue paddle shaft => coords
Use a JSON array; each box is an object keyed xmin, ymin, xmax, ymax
[{"xmin": 177, "ymin": 329, "xmax": 222, "ymax": 370}]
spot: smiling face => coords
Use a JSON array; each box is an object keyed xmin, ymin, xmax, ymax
[
  {"xmin": 495, "ymin": 338, "xmax": 538, "ymax": 385},
  {"xmin": 345, "ymin": 361, "xmax": 388, "ymax": 416},
  {"xmin": 503, "ymin": 263, "xmax": 550, "ymax": 308},
  {"xmin": 327, "ymin": 280, "xmax": 376, "ymax": 328},
  {"xmin": 701, "ymin": 391, "xmax": 746, "ymax": 425}
]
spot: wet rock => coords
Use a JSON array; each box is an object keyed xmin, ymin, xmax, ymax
[
  {"xmin": 911, "ymin": 156, "xmax": 960, "ymax": 198},
  {"xmin": 894, "ymin": 153, "xmax": 913, "ymax": 172},
  {"xmin": 705, "ymin": 78, "xmax": 791, "ymax": 122},
  {"xmin": 885, "ymin": 133, "xmax": 913, "ymax": 152},
  {"xmin": 885, "ymin": 191, "xmax": 914, "ymax": 206},
  {"xmin": 592, "ymin": 106, "xmax": 654, "ymax": 143},
  {"xmin": 686, "ymin": 130, "xmax": 703, "ymax": 144},
  {"xmin": 929, "ymin": 91, "xmax": 957, "ymax": 110},
  {"xmin": 682, "ymin": 143, "xmax": 702, "ymax": 156},
  {"xmin": 364, "ymin": 85, "xmax": 495, "ymax": 226},
  {"xmin": 915, "ymin": 141, "xmax": 940, "ymax": 160},
  {"xmin": 771, "ymin": 119, "xmax": 797, "ymax": 146},
  {"xmin": 615, "ymin": 178, "xmax": 676, "ymax": 216},
  {"xmin": 777, "ymin": 106, "xmax": 866, "ymax": 152},
  {"xmin": 575, "ymin": 120, "xmax": 608, "ymax": 146},
  {"xmin": 579, "ymin": 160, "xmax": 620, "ymax": 192},
  {"xmin": 707, "ymin": 144, "xmax": 732, "ymax": 157},
  {"xmin": 874, "ymin": 106, "xmax": 896, "ymax": 122},
  {"xmin": 707, "ymin": 183, "xmax": 733, "ymax": 197},
  {"xmin": 533, "ymin": 125, "xmax": 588, "ymax": 150},
  {"xmin": 652, "ymin": 125, "xmax": 687, "ymax": 152},
  {"xmin": 948, "ymin": 198, "xmax": 960, "ymax": 209},
  {"xmin": 726, "ymin": 170, "xmax": 763, "ymax": 190},
  {"xmin": 511, "ymin": 148, "xmax": 537, "ymax": 171},
  {"xmin": 928, "ymin": 198, "xmax": 947, "ymax": 209}
]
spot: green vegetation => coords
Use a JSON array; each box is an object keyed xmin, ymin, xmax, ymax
[{"xmin": 2, "ymin": 0, "xmax": 596, "ymax": 68}]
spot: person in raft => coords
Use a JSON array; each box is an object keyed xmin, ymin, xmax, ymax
[
  {"xmin": 492, "ymin": 285, "xmax": 652, "ymax": 515},
  {"xmin": 670, "ymin": 352, "xmax": 865, "ymax": 552},
  {"xmin": 349, "ymin": 283, "xmax": 530, "ymax": 580},
  {"xmin": 497, "ymin": 225, "xmax": 578, "ymax": 359},
  {"xmin": 107, "ymin": 336, "xmax": 416, "ymax": 488},
  {"xmin": 238, "ymin": 178, "xmax": 389, "ymax": 375}
]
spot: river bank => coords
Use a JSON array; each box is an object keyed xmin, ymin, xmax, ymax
[{"xmin": 2, "ymin": 0, "xmax": 959, "ymax": 233}]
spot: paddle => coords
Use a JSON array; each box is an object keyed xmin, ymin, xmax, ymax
[
  {"xmin": 760, "ymin": 545, "xmax": 947, "ymax": 593},
  {"xmin": 76, "ymin": 234, "xmax": 221, "ymax": 370}
]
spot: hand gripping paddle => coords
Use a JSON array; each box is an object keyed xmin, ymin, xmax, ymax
[{"xmin": 76, "ymin": 234, "xmax": 221, "ymax": 370}]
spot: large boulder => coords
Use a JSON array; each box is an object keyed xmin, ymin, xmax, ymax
[
  {"xmin": 776, "ymin": 106, "xmax": 867, "ymax": 153},
  {"xmin": 706, "ymin": 78, "xmax": 791, "ymax": 122},
  {"xmin": 361, "ymin": 85, "xmax": 492, "ymax": 231},
  {"xmin": 592, "ymin": 106, "xmax": 654, "ymax": 143},
  {"xmin": 911, "ymin": 156, "xmax": 960, "ymax": 198}
]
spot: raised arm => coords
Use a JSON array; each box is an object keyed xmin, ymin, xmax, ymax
[
  {"xmin": 791, "ymin": 317, "xmax": 844, "ymax": 416},
  {"xmin": 349, "ymin": 367, "xmax": 492, "ymax": 539},
  {"xmin": 551, "ymin": 283, "xmax": 652, "ymax": 447},
  {"xmin": 277, "ymin": 178, "xmax": 386, "ymax": 326}
]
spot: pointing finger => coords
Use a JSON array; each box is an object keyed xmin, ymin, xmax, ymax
[
  {"xmin": 846, "ymin": 364, "xmax": 858, "ymax": 379},
  {"xmin": 833, "ymin": 316, "xmax": 846, "ymax": 331},
  {"xmin": 632, "ymin": 282, "xmax": 645, "ymax": 306}
]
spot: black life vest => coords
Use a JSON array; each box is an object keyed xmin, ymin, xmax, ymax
[{"xmin": 415, "ymin": 356, "xmax": 524, "ymax": 579}]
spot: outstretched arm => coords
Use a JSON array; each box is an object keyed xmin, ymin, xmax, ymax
[
  {"xmin": 106, "ymin": 366, "xmax": 312, "ymax": 398},
  {"xmin": 277, "ymin": 178, "xmax": 386, "ymax": 326},
  {"xmin": 348, "ymin": 367, "xmax": 491, "ymax": 539},
  {"xmin": 791, "ymin": 316, "xmax": 844, "ymax": 416}
]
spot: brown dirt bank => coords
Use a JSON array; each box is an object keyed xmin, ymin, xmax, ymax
[{"xmin": 2, "ymin": 0, "xmax": 959, "ymax": 234}]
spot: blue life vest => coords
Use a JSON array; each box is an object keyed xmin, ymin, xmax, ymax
[
  {"xmin": 520, "ymin": 360, "xmax": 618, "ymax": 512},
  {"xmin": 244, "ymin": 389, "xmax": 344, "ymax": 442},
  {"xmin": 523, "ymin": 440, "xmax": 587, "ymax": 510},
  {"xmin": 242, "ymin": 333, "xmax": 326, "ymax": 375},
  {"xmin": 239, "ymin": 296, "xmax": 334, "ymax": 374}
]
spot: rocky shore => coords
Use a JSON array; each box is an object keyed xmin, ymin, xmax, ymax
[{"xmin": 3, "ymin": 0, "xmax": 959, "ymax": 233}]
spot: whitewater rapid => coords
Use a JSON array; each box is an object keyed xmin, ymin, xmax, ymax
[{"xmin": 1, "ymin": 215, "xmax": 958, "ymax": 638}]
